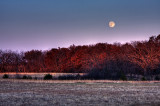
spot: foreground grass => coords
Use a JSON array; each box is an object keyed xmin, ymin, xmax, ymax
[{"xmin": 0, "ymin": 79, "xmax": 160, "ymax": 106}]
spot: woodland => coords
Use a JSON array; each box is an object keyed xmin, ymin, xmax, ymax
[{"xmin": 1, "ymin": 35, "xmax": 160, "ymax": 80}]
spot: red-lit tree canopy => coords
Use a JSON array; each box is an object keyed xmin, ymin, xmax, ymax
[{"xmin": 0, "ymin": 35, "xmax": 160, "ymax": 77}]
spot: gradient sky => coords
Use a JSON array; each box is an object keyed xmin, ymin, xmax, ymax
[{"xmin": 0, "ymin": 0, "xmax": 160, "ymax": 51}]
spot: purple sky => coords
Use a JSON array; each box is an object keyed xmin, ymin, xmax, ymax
[{"xmin": 0, "ymin": 0, "xmax": 160, "ymax": 51}]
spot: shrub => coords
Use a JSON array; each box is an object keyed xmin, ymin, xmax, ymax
[
  {"xmin": 120, "ymin": 74, "xmax": 127, "ymax": 81},
  {"xmin": 155, "ymin": 76, "xmax": 160, "ymax": 80},
  {"xmin": 34, "ymin": 77, "xmax": 38, "ymax": 80},
  {"xmin": 141, "ymin": 77, "xmax": 146, "ymax": 81},
  {"xmin": 58, "ymin": 75, "xmax": 77, "ymax": 80},
  {"xmin": 3, "ymin": 74, "xmax": 9, "ymax": 79},
  {"xmin": 22, "ymin": 75, "xmax": 27, "ymax": 79},
  {"xmin": 76, "ymin": 74, "xmax": 81, "ymax": 80},
  {"xmin": 22, "ymin": 75, "xmax": 32, "ymax": 79},
  {"xmin": 44, "ymin": 74, "xmax": 53, "ymax": 80},
  {"xmin": 27, "ymin": 76, "xmax": 32, "ymax": 79}
]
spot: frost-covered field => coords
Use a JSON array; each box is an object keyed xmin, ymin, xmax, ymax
[{"xmin": 0, "ymin": 79, "xmax": 160, "ymax": 106}]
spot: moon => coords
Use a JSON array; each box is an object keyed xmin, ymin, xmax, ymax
[{"xmin": 109, "ymin": 21, "xmax": 115, "ymax": 28}]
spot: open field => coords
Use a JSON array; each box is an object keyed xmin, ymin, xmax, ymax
[{"xmin": 0, "ymin": 79, "xmax": 160, "ymax": 106}]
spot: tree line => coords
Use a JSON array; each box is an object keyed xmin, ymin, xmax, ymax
[{"xmin": 0, "ymin": 35, "xmax": 160, "ymax": 78}]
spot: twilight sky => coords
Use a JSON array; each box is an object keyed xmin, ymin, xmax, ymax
[{"xmin": 0, "ymin": 0, "xmax": 160, "ymax": 51}]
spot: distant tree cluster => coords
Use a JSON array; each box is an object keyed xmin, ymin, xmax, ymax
[{"xmin": 0, "ymin": 35, "xmax": 160, "ymax": 79}]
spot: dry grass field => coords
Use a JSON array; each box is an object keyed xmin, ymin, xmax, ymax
[{"xmin": 0, "ymin": 79, "xmax": 160, "ymax": 106}]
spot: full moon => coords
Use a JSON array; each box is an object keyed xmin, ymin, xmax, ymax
[{"xmin": 109, "ymin": 21, "xmax": 115, "ymax": 28}]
